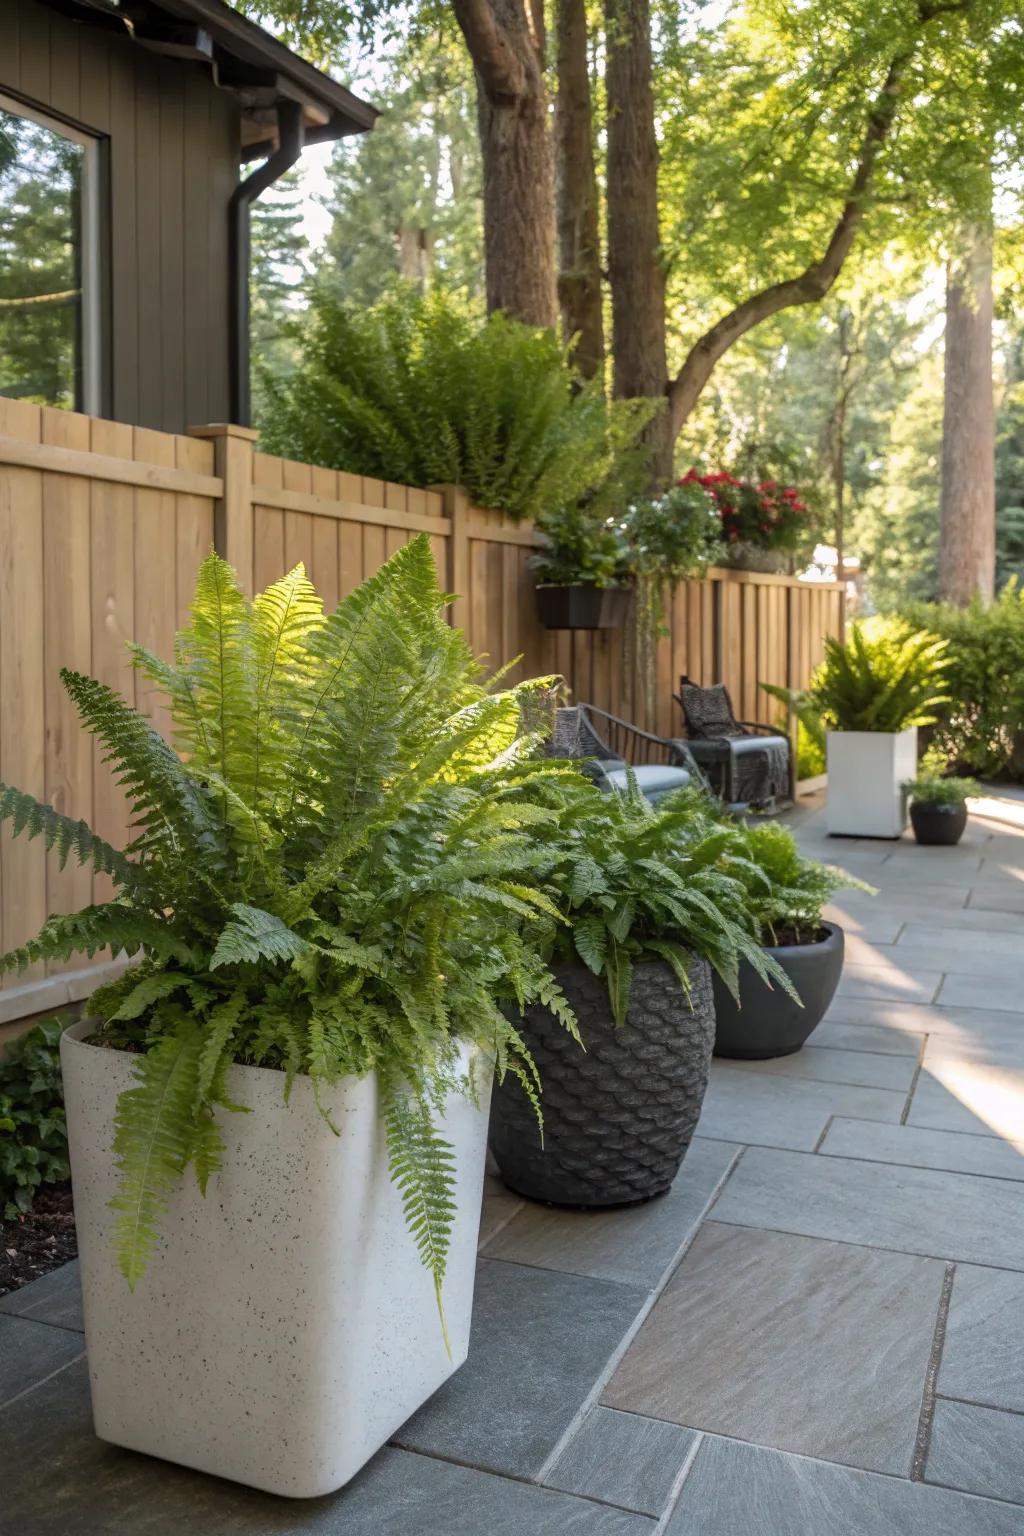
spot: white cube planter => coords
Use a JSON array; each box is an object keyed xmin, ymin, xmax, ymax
[
  {"xmin": 60, "ymin": 1020, "xmax": 491, "ymax": 1498},
  {"xmin": 826, "ymin": 727, "xmax": 918, "ymax": 839}
]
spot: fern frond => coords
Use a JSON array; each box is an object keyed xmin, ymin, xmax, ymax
[
  {"xmin": 383, "ymin": 1081, "xmax": 458, "ymax": 1354},
  {"xmin": 197, "ymin": 994, "xmax": 246, "ymax": 1099},
  {"xmin": 0, "ymin": 783, "xmax": 139, "ymax": 888},
  {"xmin": 0, "ymin": 904, "xmax": 195, "ymax": 975},
  {"xmin": 109, "ymin": 1023, "xmax": 203, "ymax": 1287},
  {"xmin": 209, "ymin": 904, "xmax": 308, "ymax": 970}
]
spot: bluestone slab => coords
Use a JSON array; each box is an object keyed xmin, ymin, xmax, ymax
[
  {"xmin": 544, "ymin": 1407, "xmax": 697, "ymax": 1517},
  {"xmin": 0, "ymin": 1313, "xmax": 83, "ymax": 1406},
  {"xmin": 603, "ymin": 1223, "xmax": 943, "ymax": 1475},
  {"xmin": 836, "ymin": 963, "xmax": 943, "ymax": 1005},
  {"xmin": 711, "ymin": 1146, "xmax": 1024, "ymax": 1270},
  {"xmin": 906, "ymin": 1074, "xmax": 1014, "ymax": 1139},
  {"xmin": 820, "ymin": 1119, "xmax": 1024, "ymax": 1182},
  {"xmin": 394, "ymin": 1259, "xmax": 646, "ymax": 1477},
  {"xmin": 724, "ymin": 1044, "xmax": 915, "ymax": 1092},
  {"xmin": 926, "ymin": 1400, "xmax": 1024, "ymax": 1505},
  {"xmin": 0, "ymin": 1259, "xmax": 84, "ymax": 1331},
  {"xmin": 898, "ymin": 922, "xmax": 1024, "ymax": 953},
  {"xmin": 666, "ymin": 1436, "xmax": 1024, "ymax": 1535},
  {"xmin": 481, "ymin": 1138, "xmax": 737, "ymax": 1287},
  {"xmin": 939, "ymin": 1265, "xmax": 1024, "ymax": 1411},
  {"xmin": 823, "ymin": 997, "xmax": 1024, "ymax": 1041},
  {"xmin": 477, "ymin": 1176, "xmax": 523, "ymax": 1248},
  {"xmin": 0, "ymin": 1360, "xmax": 653, "ymax": 1535},
  {"xmin": 937, "ymin": 973, "xmax": 1024, "ymax": 1013},
  {"xmin": 807, "ymin": 1021, "xmax": 924, "ymax": 1057},
  {"xmin": 695, "ymin": 1066, "xmax": 904, "ymax": 1151}
]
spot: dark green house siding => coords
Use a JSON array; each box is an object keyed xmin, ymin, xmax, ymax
[{"xmin": 1, "ymin": 0, "xmax": 239, "ymax": 433}]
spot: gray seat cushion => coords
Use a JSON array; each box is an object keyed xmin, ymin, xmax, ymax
[
  {"xmin": 726, "ymin": 734, "xmax": 789, "ymax": 756},
  {"xmin": 600, "ymin": 764, "xmax": 692, "ymax": 803}
]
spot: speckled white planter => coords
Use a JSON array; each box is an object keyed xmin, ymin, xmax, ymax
[
  {"xmin": 60, "ymin": 1020, "xmax": 491, "ymax": 1498},
  {"xmin": 826, "ymin": 727, "xmax": 918, "ymax": 839}
]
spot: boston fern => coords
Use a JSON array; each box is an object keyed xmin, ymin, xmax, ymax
[
  {"xmin": 719, "ymin": 821, "xmax": 874, "ymax": 946},
  {"xmin": 0, "ymin": 537, "xmax": 578, "ymax": 1339},
  {"xmin": 540, "ymin": 776, "xmax": 798, "ymax": 1020}
]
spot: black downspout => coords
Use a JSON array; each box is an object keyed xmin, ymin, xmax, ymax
[{"xmin": 228, "ymin": 99, "xmax": 305, "ymax": 427}]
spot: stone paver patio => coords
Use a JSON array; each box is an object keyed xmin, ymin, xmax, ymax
[{"xmin": 3, "ymin": 794, "xmax": 1024, "ymax": 1533}]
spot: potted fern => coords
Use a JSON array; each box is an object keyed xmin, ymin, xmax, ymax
[
  {"xmin": 808, "ymin": 622, "xmax": 951, "ymax": 838},
  {"xmin": 710, "ymin": 822, "xmax": 871, "ymax": 1059},
  {"xmin": 489, "ymin": 780, "xmax": 793, "ymax": 1206},
  {"xmin": 0, "ymin": 539, "xmax": 578, "ymax": 1498}
]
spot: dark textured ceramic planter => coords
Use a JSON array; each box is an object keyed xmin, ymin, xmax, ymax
[
  {"xmin": 711, "ymin": 921, "xmax": 844, "ymax": 1061},
  {"xmin": 535, "ymin": 584, "xmax": 631, "ymax": 631},
  {"xmin": 910, "ymin": 800, "xmax": 968, "ymax": 846},
  {"xmin": 489, "ymin": 957, "xmax": 715, "ymax": 1207}
]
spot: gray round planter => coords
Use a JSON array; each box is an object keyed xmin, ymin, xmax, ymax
[
  {"xmin": 910, "ymin": 801, "xmax": 968, "ymax": 846},
  {"xmin": 489, "ymin": 957, "xmax": 715, "ymax": 1207},
  {"xmin": 711, "ymin": 920, "xmax": 844, "ymax": 1060}
]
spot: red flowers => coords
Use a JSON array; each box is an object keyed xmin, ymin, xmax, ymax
[{"xmin": 676, "ymin": 468, "xmax": 813, "ymax": 553}]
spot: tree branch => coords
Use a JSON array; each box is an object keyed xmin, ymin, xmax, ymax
[
  {"xmin": 452, "ymin": 0, "xmax": 527, "ymax": 102},
  {"xmin": 667, "ymin": 49, "xmax": 913, "ymax": 441}
]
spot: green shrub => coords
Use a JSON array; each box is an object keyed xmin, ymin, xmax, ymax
[
  {"xmin": 258, "ymin": 287, "xmax": 655, "ymax": 527},
  {"xmin": 0, "ymin": 540, "xmax": 580, "ymax": 1338},
  {"xmin": 904, "ymin": 584, "xmax": 1024, "ymax": 780},
  {"xmin": 0, "ymin": 1016, "xmax": 69, "ymax": 1217}
]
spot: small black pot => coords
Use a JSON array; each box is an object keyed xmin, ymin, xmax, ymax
[
  {"xmin": 711, "ymin": 921, "xmax": 844, "ymax": 1060},
  {"xmin": 910, "ymin": 800, "xmax": 968, "ymax": 846},
  {"xmin": 489, "ymin": 958, "xmax": 715, "ymax": 1207},
  {"xmin": 535, "ymin": 584, "xmax": 631, "ymax": 630}
]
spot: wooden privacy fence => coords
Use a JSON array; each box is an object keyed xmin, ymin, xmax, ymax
[{"xmin": 0, "ymin": 407, "xmax": 842, "ymax": 1023}]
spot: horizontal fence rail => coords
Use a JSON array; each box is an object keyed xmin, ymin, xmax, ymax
[{"xmin": 0, "ymin": 410, "xmax": 842, "ymax": 1024}]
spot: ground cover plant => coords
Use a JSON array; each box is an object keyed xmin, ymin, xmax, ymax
[{"xmin": 0, "ymin": 538, "xmax": 583, "ymax": 1338}]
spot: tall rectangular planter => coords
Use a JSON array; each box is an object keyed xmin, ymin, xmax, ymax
[
  {"xmin": 826, "ymin": 727, "xmax": 918, "ymax": 838},
  {"xmin": 60, "ymin": 1020, "xmax": 491, "ymax": 1498}
]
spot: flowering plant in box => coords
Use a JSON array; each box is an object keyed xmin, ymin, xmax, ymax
[{"xmin": 680, "ymin": 469, "xmax": 814, "ymax": 556}]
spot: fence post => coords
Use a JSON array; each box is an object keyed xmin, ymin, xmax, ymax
[
  {"xmin": 440, "ymin": 483, "xmax": 470, "ymax": 632},
  {"xmin": 190, "ymin": 423, "xmax": 257, "ymax": 596},
  {"xmin": 786, "ymin": 582, "xmax": 800, "ymax": 771}
]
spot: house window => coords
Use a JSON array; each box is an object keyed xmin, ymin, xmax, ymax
[{"xmin": 0, "ymin": 95, "xmax": 101, "ymax": 413}]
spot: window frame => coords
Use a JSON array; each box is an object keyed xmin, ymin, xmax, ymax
[{"xmin": 0, "ymin": 90, "xmax": 103, "ymax": 414}]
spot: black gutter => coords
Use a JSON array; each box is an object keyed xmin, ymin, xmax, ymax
[{"xmin": 228, "ymin": 98, "xmax": 304, "ymax": 427}]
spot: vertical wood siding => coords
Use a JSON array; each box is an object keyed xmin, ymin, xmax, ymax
[{"xmin": 1, "ymin": 0, "xmax": 237, "ymax": 433}]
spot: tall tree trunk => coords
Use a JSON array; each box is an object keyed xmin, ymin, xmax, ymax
[
  {"xmin": 604, "ymin": 0, "xmax": 672, "ymax": 486},
  {"xmin": 555, "ymin": 0, "xmax": 604, "ymax": 377},
  {"xmin": 938, "ymin": 225, "xmax": 996, "ymax": 605},
  {"xmin": 454, "ymin": 0, "xmax": 557, "ymax": 326}
]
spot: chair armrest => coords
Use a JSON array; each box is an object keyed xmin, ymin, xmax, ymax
[{"xmin": 739, "ymin": 721, "xmax": 790, "ymax": 738}]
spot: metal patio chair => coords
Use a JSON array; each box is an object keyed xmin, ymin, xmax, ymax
[
  {"xmin": 551, "ymin": 703, "xmax": 705, "ymax": 805},
  {"xmin": 672, "ymin": 676, "xmax": 792, "ymax": 810}
]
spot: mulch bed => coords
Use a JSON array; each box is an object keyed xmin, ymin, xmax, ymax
[{"xmin": 0, "ymin": 1184, "xmax": 77, "ymax": 1298}]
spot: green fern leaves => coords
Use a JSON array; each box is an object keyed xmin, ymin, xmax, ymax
[
  {"xmin": 0, "ymin": 785, "xmax": 138, "ymax": 888},
  {"xmin": 384, "ymin": 1084, "xmax": 459, "ymax": 1356},
  {"xmin": 0, "ymin": 537, "xmax": 583, "ymax": 1310},
  {"xmin": 110, "ymin": 1024, "xmax": 205, "ymax": 1288}
]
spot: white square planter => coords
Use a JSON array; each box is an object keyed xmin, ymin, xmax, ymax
[
  {"xmin": 60, "ymin": 1020, "xmax": 491, "ymax": 1498},
  {"xmin": 826, "ymin": 727, "xmax": 918, "ymax": 839}
]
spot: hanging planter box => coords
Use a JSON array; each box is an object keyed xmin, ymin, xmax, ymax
[
  {"xmin": 61, "ymin": 1020, "xmax": 491, "ymax": 1499},
  {"xmin": 826, "ymin": 727, "xmax": 917, "ymax": 838},
  {"xmin": 535, "ymin": 584, "xmax": 631, "ymax": 630}
]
